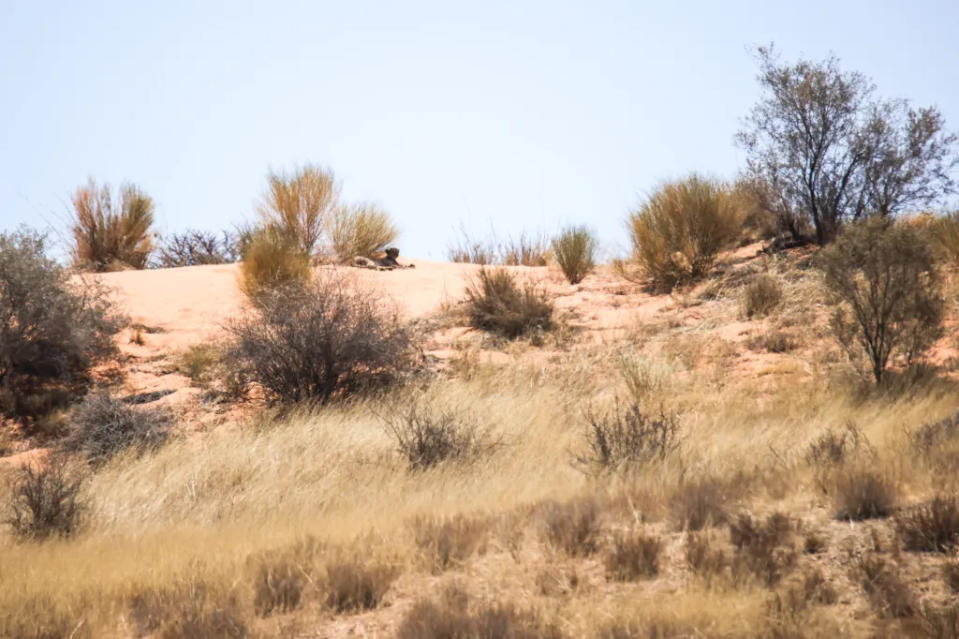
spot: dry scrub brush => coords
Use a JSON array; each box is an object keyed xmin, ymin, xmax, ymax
[
  {"xmin": 0, "ymin": 230, "xmax": 123, "ymax": 421},
  {"xmin": 6, "ymin": 460, "xmax": 85, "ymax": 541},
  {"xmin": 257, "ymin": 164, "xmax": 339, "ymax": 254},
  {"xmin": 463, "ymin": 268, "xmax": 553, "ymax": 339},
  {"xmin": 63, "ymin": 391, "xmax": 172, "ymax": 467},
  {"xmin": 552, "ymin": 226, "xmax": 597, "ymax": 284},
  {"xmin": 226, "ymin": 274, "xmax": 419, "ymax": 404},
  {"xmin": 329, "ymin": 203, "xmax": 399, "ymax": 260},
  {"xmin": 237, "ymin": 225, "xmax": 311, "ymax": 303},
  {"xmin": 71, "ymin": 179, "xmax": 155, "ymax": 271},
  {"xmin": 624, "ymin": 175, "xmax": 743, "ymax": 292},
  {"xmin": 154, "ymin": 229, "xmax": 240, "ymax": 267}
]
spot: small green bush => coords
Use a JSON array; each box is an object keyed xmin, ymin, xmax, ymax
[
  {"xmin": 625, "ymin": 175, "xmax": 743, "ymax": 291},
  {"xmin": 463, "ymin": 268, "xmax": 553, "ymax": 339},
  {"xmin": 552, "ymin": 226, "xmax": 597, "ymax": 284},
  {"xmin": 237, "ymin": 226, "xmax": 311, "ymax": 303},
  {"xmin": 71, "ymin": 179, "xmax": 155, "ymax": 271},
  {"xmin": 741, "ymin": 273, "xmax": 783, "ymax": 318},
  {"xmin": 329, "ymin": 203, "xmax": 399, "ymax": 261}
]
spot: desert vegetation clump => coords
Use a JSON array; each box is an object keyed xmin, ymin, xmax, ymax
[
  {"xmin": 624, "ymin": 175, "xmax": 742, "ymax": 292},
  {"xmin": 257, "ymin": 164, "xmax": 339, "ymax": 255},
  {"xmin": 551, "ymin": 226, "xmax": 597, "ymax": 284},
  {"xmin": 448, "ymin": 228, "xmax": 550, "ymax": 266},
  {"xmin": 329, "ymin": 203, "xmax": 399, "ymax": 261},
  {"xmin": 226, "ymin": 274, "xmax": 418, "ymax": 404},
  {"xmin": 321, "ymin": 555, "xmax": 398, "ymax": 613},
  {"xmin": 741, "ymin": 273, "xmax": 783, "ymax": 318},
  {"xmin": 573, "ymin": 400, "xmax": 680, "ymax": 475},
  {"xmin": 383, "ymin": 400, "xmax": 495, "ymax": 470},
  {"xmin": 538, "ymin": 495, "xmax": 601, "ymax": 557},
  {"xmin": 833, "ymin": 468, "xmax": 898, "ymax": 521},
  {"xmin": 818, "ymin": 218, "xmax": 943, "ymax": 384},
  {"xmin": 929, "ymin": 211, "xmax": 959, "ymax": 266},
  {"xmin": 671, "ymin": 476, "xmax": 736, "ymax": 531},
  {"xmin": 237, "ymin": 225, "xmax": 311, "ymax": 303},
  {"xmin": 463, "ymin": 268, "xmax": 553, "ymax": 338},
  {"xmin": 71, "ymin": 179, "xmax": 156, "ymax": 271},
  {"xmin": 728, "ymin": 512, "xmax": 797, "ymax": 586},
  {"xmin": 154, "ymin": 229, "xmax": 240, "ymax": 267},
  {"xmin": 396, "ymin": 591, "xmax": 561, "ymax": 639},
  {"xmin": 409, "ymin": 514, "xmax": 489, "ymax": 572},
  {"xmin": 895, "ymin": 495, "xmax": 959, "ymax": 552},
  {"xmin": 128, "ymin": 577, "xmax": 248, "ymax": 639},
  {"xmin": 851, "ymin": 553, "xmax": 917, "ymax": 619},
  {"xmin": 6, "ymin": 460, "xmax": 85, "ymax": 541},
  {"xmin": 0, "ymin": 230, "xmax": 123, "ymax": 421},
  {"xmin": 63, "ymin": 390, "xmax": 172, "ymax": 467},
  {"xmin": 603, "ymin": 530, "xmax": 663, "ymax": 581}
]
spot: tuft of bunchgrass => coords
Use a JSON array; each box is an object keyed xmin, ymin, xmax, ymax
[
  {"xmin": 574, "ymin": 400, "xmax": 680, "ymax": 475},
  {"xmin": 833, "ymin": 468, "xmax": 897, "ymax": 521},
  {"xmin": 603, "ymin": 530, "xmax": 663, "ymax": 581},
  {"xmin": 895, "ymin": 495, "xmax": 959, "ymax": 552},
  {"xmin": 463, "ymin": 268, "xmax": 553, "ymax": 339},
  {"xmin": 552, "ymin": 226, "xmax": 597, "ymax": 284},
  {"xmin": 237, "ymin": 225, "xmax": 311, "ymax": 303},
  {"xmin": 741, "ymin": 273, "xmax": 783, "ymax": 318},
  {"xmin": 71, "ymin": 179, "xmax": 155, "ymax": 271},
  {"xmin": 257, "ymin": 164, "xmax": 339, "ymax": 255},
  {"xmin": 329, "ymin": 203, "xmax": 399, "ymax": 261},
  {"xmin": 383, "ymin": 399, "xmax": 496, "ymax": 471}
]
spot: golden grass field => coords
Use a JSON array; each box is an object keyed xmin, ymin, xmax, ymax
[{"xmin": 3, "ymin": 246, "xmax": 959, "ymax": 638}]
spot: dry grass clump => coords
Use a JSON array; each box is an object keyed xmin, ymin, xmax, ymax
[
  {"xmin": 741, "ymin": 273, "xmax": 783, "ymax": 318},
  {"xmin": 154, "ymin": 229, "xmax": 240, "ymax": 267},
  {"xmin": 249, "ymin": 539, "xmax": 320, "ymax": 618},
  {"xmin": 396, "ymin": 590, "xmax": 562, "ymax": 639},
  {"xmin": 409, "ymin": 514, "xmax": 489, "ymax": 572},
  {"xmin": 128, "ymin": 577, "xmax": 248, "ymax": 639},
  {"xmin": 63, "ymin": 390, "xmax": 172, "ymax": 466},
  {"xmin": 671, "ymin": 476, "xmax": 737, "ymax": 531},
  {"xmin": 573, "ymin": 400, "xmax": 680, "ymax": 475},
  {"xmin": 447, "ymin": 229, "xmax": 550, "ymax": 266},
  {"xmin": 448, "ymin": 234, "xmax": 497, "ymax": 265},
  {"xmin": 321, "ymin": 555, "xmax": 398, "ymax": 613},
  {"xmin": 930, "ymin": 211, "xmax": 959, "ymax": 266},
  {"xmin": 684, "ymin": 531, "xmax": 728, "ymax": 582},
  {"xmin": 624, "ymin": 175, "xmax": 743, "ymax": 292},
  {"xmin": 538, "ymin": 495, "xmax": 601, "ymax": 557},
  {"xmin": 0, "ymin": 230, "xmax": 123, "ymax": 422},
  {"xmin": 257, "ymin": 164, "xmax": 338, "ymax": 254},
  {"xmin": 746, "ymin": 330, "xmax": 796, "ymax": 353},
  {"xmin": 0, "ymin": 593, "xmax": 90, "ymax": 639},
  {"xmin": 329, "ymin": 203, "xmax": 399, "ymax": 261},
  {"xmin": 71, "ymin": 179, "xmax": 155, "ymax": 271},
  {"xmin": 616, "ymin": 352, "xmax": 675, "ymax": 403},
  {"xmin": 806, "ymin": 424, "xmax": 870, "ymax": 468},
  {"xmin": 943, "ymin": 559, "xmax": 959, "ymax": 593},
  {"xmin": 603, "ymin": 530, "xmax": 663, "ymax": 581},
  {"xmin": 895, "ymin": 495, "xmax": 959, "ymax": 552},
  {"xmin": 178, "ymin": 343, "xmax": 222, "ymax": 387},
  {"xmin": 851, "ymin": 553, "xmax": 917, "ymax": 619},
  {"xmin": 237, "ymin": 225, "xmax": 311, "ymax": 303},
  {"xmin": 383, "ymin": 399, "xmax": 496, "ymax": 470},
  {"xmin": 463, "ymin": 268, "xmax": 553, "ymax": 339},
  {"xmin": 551, "ymin": 226, "xmax": 597, "ymax": 284},
  {"xmin": 728, "ymin": 512, "xmax": 797, "ymax": 586},
  {"xmin": 833, "ymin": 468, "xmax": 898, "ymax": 520},
  {"xmin": 6, "ymin": 461, "xmax": 85, "ymax": 541},
  {"xmin": 226, "ymin": 274, "xmax": 418, "ymax": 404}
]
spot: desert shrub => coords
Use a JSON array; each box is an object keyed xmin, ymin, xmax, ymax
[
  {"xmin": 671, "ymin": 476, "xmax": 734, "ymax": 531},
  {"xmin": 852, "ymin": 553, "xmax": 916, "ymax": 619},
  {"xmin": 0, "ymin": 593, "xmax": 90, "ymax": 639},
  {"xmin": 6, "ymin": 460, "xmax": 85, "ymax": 541},
  {"xmin": 930, "ymin": 211, "xmax": 959, "ymax": 266},
  {"xmin": 63, "ymin": 391, "xmax": 172, "ymax": 466},
  {"xmin": 396, "ymin": 595, "xmax": 561, "ymax": 639},
  {"xmin": 896, "ymin": 495, "xmax": 959, "ymax": 552},
  {"xmin": 178, "ymin": 344, "xmax": 221, "ymax": 387},
  {"xmin": 617, "ymin": 352, "xmax": 675, "ymax": 402},
  {"xmin": 728, "ymin": 512, "xmax": 797, "ymax": 585},
  {"xmin": 129, "ymin": 578, "xmax": 248, "ymax": 639},
  {"xmin": 154, "ymin": 229, "xmax": 239, "ymax": 267},
  {"xmin": 538, "ymin": 495, "xmax": 601, "ymax": 557},
  {"xmin": 746, "ymin": 330, "xmax": 796, "ymax": 353},
  {"xmin": 604, "ymin": 530, "xmax": 663, "ymax": 581},
  {"xmin": 463, "ymin": 268, "xmax": 553, "ymax": 338},
  {"xmin": 806, "ymin": 424, "xmax": 870, "ymax": 468},
  {"xmin": 448, "ymin": 232, "xmax": 497, "ymax": 265},
  {"xmin": 257, "ymin": 164, "xmax": 338, "ymax": 254},
  {"xmin": 910, "ymin": 410, "xmax": 959, "ymax": 457},
  {"xmin": 226, "ymin": 274, "xmax": 418, "ymax": 404},
  {"xmin": 248, "ymin": 541, "xmax": 320, "ymax": 618},
  {"xmin": 834, "ymin": 468, "xmax": 897, "ymax": 520},
  {"xmin": 383, "ymin": 400, "xmax": 493, "ymax": 470},
  {"xmin": 501, "ymin": 232, "xmax": 551, "ymax": 267},
  {"xmin": 71, "ymin": 179, "xmax": 155, "ymax": 271},
  {"xmin": 741, "ymin": 273, "xmax": 783, "ymax": 318},
  {"xmin": 237, "ymin": 225, "xmax": 311, "ymax": 303},
  {"xmin": 0, "ymin": 230, "xmax": 122, "ymax": 420},
  {"xmin": 819, "ymin": 218, "xmax": 943, "ymax": 384},
  {"xmin": 684, "ymin": 531, "xmax": 728, "ymax": 581},
  {"xmin": 409, "ymin": 514, "xmax": 489, "ymax": 572},
  {"xmin": 321, "ymin": 556, "xmax": 397, "ymax": 613},
  {"xmin": 943, "ymin": 560, "xmax": 959, "ymax": 593},
  {"xmin": 329, "ymin": 203, "xmax": 399, "ymax": 261},
  {"xmin": 551, "ymin": 226, "xmax": 597, "ymax": 284},
  {"xmin": 625, "ymin": 175, "xmax": 742, "ymax": 292},
  {"xmin": 574, "ymin": 400, "xmax": 680, "ymax": 475}
]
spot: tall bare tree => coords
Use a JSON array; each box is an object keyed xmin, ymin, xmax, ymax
[{"xmin": 737, "ymin": 47, "xmax": 957, "ymax": 245}]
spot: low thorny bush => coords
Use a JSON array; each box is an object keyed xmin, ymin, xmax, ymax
[
  {"xmin": 463, "ymin": 268, "xmax": 554, "ymax": 339},
  {"xmin": 154, "ymin": 229, "xmax": 241, "ymax": 267},
  {"xmin": 383, "ymin": 399, "xmax": 496, "ymax": 470},
  {"xmin": 551, "ymin": 226, "xmax": 597, "ymax": 284},
  {"xmin": 574, "ymin": 400, "xmax": 680, "ymax": 475},
  {"xmin": 63, "ymin": 390, "xmax": 173, "ymax": 467},
  {"xmin": 896, "ymin": 494, "xmax": 959, "ymax": 552},
  {"xmin": 226, "ymin": 274, "xmax": 419, "ymax": 404},
  {"xmin": 603, "ymin": 530, "xmax": 663, "ymax": 581},
  {"xmin": 0, "ymin": 229, "xmax": 123, "ymax": 422},
  {"xmin": 6, "ymin": 460, "xmax": 85, "ymax": 541}
]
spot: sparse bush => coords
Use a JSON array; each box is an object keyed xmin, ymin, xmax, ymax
[
  {"xmin": 463, "ymin": 268, "xmax": 553, "ymax": 338},
  {"xmin": 178, "ymin": 344, "xmax": 221, "ymax": 387},
  {"xmin": 819, "ymin": 218, "xmax": 943, "ymax": 384},
  {"xmin": 896, "ymin": 495, "xmax": 959, "ymax": 552},
  {"xmin": 396, "ymin": 595, "xmax": 561, "ymax": 639},
  {"xmin": 943, "ymin": 559, "xmax": 959, "ymax": 593},
  {"xmin": 741, "ymin": 273, "xmax": 783, "ymax": 318},
  {"xmin": 684, "ymin": 531, "xmax": 728, "ymax": 581},
  {"xmin": 501, "ymin": 232, "xmax": 550, "ymax": 267},
  {"xmin": 63, "ymin": 391, "xmax": 172, "ymax": 466},
  {"xmin": 448, "ymin": 232, "xmax": 497, "ymax": 265},
  {"xmin": 931, "ymin": 211, "xmax": 959, "ymax": 266},
  {"xmin": 321, "ymin": 556, "xmax": 397, "ymax": 613},
  {"xmin": 746, "ymin": 330, "xmax": 796, "ymax": 353},
  {"xmin": 249, "ymin": 540, "xmax": 320, "ymax": 618},
  {"xmin": 129, "ymin": 578, "xmax": 248, "ymax": 639},
  {"xmin": 71, "ymin": 179, "xmax": 155, "ymax": 271},
  {"xmin": 671, "ymin": 476, "xmax": 734, "ymax": 531},
  {"xmin": 574, "ymin": 400, "xmax": 679, "ymax": 475},
  {"xmin": 154, "ymin": 229, "xmax": 239, "ymax": 267},
  {"xmin": 852, "ymin": 553, "xmax": 916, "ymax": 618},
  {"xmin": 604, "ymin": 530, "xmax": 663, "ymax": 581},
  {"xmin": 0, "ymin": 230, "xmax": 122, "ymax": 421},
  {"xmin": 617, "ymin": 352, "xmax": 675, "ymax": 402},
  {"xmin": 257, "ymin": 164, "xmax": 338, "ymax": 254},
  {"xmin": 538, "ymin": 496, "xmax": 601, "ymax": 557},
  {"xmin": 625, "ymin": 175, "xmax": 742, "ymax": 292},
  {"xmin": 910, "ymin": 410, "xmax": 959, "ymax": 457},
  {"xmin": 6, "ymin": 460, "xmax": 84, "ymax": 541},
  {"xmin": 329, "ymin": 203, "xmax": 399, "ymax": 261},
  {"xmin": 728, "ymin": 512, "xmax": 797, "ymax": 585},
  {"xmin": 552, "ymin": 226, "xmax": 597, "ymax": 284},
  {"xmin": 834, "ymin": 468, "xmax": 897, "ymax": 520},
  {"xmin": 227, "ymin": 274, "xmax": 418, "ymax": 404},
  {"xmin": 806, "ymin": 424, "xmax": 869, "ymax": 468},
  {"xmin": 409, "ymin": 514, "xmax": 489, "ymax": 572},
  {"xmin": 237, "ymin": 225, "xmax": 311, "ymax": 303},
  {"xmin": 384, "ymin": 400, "xmax": 492, "ymax": 470}
]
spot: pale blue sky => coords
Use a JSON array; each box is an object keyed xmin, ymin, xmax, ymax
[{"xmin": 2, "ymin": 0, "xmax": 957, "ymax": 259}]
